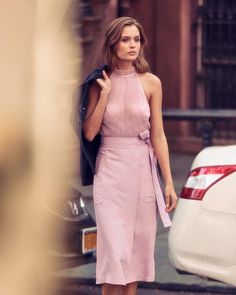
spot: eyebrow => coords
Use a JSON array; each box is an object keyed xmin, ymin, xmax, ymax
[{"xmin": 121, "ymin": 35, "xmax": 140, "ymax": 38}]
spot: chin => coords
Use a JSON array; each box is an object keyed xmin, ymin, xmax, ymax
[
  {"xmin": 117, "ymin": 56, "xmax": 137, "ymax": 63},
  {"xmin": 124, "ymin": 57, "xmax": 137, "ymax": 62}
]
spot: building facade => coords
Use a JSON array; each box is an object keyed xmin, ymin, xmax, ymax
[{"xmin": 79, "ymin": 0, "xmax": 236, "ymax": 152}]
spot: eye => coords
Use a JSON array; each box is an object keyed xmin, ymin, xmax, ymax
[
  {"xmin": 121, "ymin": 37, "xmax": 129, "ymax": 42},
  {"xmin": 134, "ymin": 37, "xmax": 141, "ymax": 43}
]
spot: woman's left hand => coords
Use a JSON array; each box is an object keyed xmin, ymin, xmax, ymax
[{"xmin": 164, "ymin": 184, "xmax": 178, "ymax": 212}]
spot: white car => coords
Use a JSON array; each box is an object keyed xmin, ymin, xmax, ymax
[{"xmin": 168, "ymin": 145, "xmax": 236, "ymax": 287}]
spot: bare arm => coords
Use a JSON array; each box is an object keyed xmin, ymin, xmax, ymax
[
  {"xmin": 83, "ymin": 71, "xmax": 111, "ymax": 141},
  {"xmin": 149, "ymin": 74, "xmax": 178, "ymax": 212}
]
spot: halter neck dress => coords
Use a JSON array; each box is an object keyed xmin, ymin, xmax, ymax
[{"xmin": 93, "ymin": 66, "xmax": 171, "ymax": 285}]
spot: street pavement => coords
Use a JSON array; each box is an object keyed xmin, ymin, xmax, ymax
[
  {"xmin": 52, "ymin": 152, "xmax": 236, "ymax": 294},
  {"xmin": 52, "ymin": 284, "xmax": 233, "ymax": 295}
]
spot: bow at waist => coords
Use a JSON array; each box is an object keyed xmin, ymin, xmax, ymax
[{"xmin": 139, "ymin": 130, "xmax": 172, "ymax": 228}]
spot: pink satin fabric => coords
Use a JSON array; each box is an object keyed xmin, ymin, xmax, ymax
[{"xmin": 93, "ymin": 67, "xmax": 171, "ymax": 285}]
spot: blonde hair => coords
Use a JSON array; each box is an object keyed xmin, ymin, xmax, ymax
[{"xmin": 102, "ymin": 17, "xmax": 150, "ymax": 73}]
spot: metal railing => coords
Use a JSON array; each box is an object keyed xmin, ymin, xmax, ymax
[{"xmin": 163, "ymin": 109, "xmax": 236, "ymax": 147}]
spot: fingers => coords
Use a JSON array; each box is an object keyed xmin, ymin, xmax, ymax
[
  {"xmin": 96, "ymin": 71, "xmax": 111, "ymax": 94},
  {"xmin": 165, "ymin": 194, "xmax": 171, "ymax": 211},
  {"xmin": 103, "ymin": 70, "xmax": 109, "ymax": 80},
  {"xmin": 96, "ymin": 70, "xmax": 108, "ymax": 86},
  {"xmin": 169, "ymin": 200, "xmax": 177, "ymax": 212},
  {"xmin": 96, "ymin": 78, "xmax": 104, "ymax": 88},
  {"xmin": 165, "ymin": 192, "xmax": 178, "ymax": 213},
  {"xmin": 96, "ymin": 71, "xmax": 110, "ymax": 87}
]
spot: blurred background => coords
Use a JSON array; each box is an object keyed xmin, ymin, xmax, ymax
[
  {"xmin": 0, "ymin": 1, "xmax": 81, "ymax": 294},
  {"xmin": 79, "ymin": 0, "xmax": 236, "ymax": 152}
]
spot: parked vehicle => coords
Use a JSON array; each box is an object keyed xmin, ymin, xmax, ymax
[
  {"xmin": 43, "ymin": 187, "xmax": 97, "ymax": 257},
  {"xmin": 168, "ymin": 145, "xmax": 236, "ymax": 287}
]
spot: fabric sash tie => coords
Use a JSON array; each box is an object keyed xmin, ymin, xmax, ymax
[{"xmin": 139, "ymin": 130, "xmax": 172, "ymax": 228}]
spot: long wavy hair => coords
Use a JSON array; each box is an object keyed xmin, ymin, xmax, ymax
[{"xmin": 102, "ymin": 17, "xmax": 150, "ymax": 73}]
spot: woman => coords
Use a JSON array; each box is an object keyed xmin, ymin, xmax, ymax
[{"xmin": 82, "ymin": 16, "xmax": 178, "ymax": 295}]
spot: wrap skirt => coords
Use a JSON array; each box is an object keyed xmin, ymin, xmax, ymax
[{"xmin": 93, "ymin": 132, "xmax": 171, "ymax": 285}]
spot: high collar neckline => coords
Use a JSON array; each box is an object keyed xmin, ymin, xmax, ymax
[{"xmin": 113, "ymin": 66, "xmax": 136, "ymax": 77}]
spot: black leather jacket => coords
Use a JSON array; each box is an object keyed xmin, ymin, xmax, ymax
[{"xmin": 73, "ymin": 65, "xmax": 108, "ymax": 186}]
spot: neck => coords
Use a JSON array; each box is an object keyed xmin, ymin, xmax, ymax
[{"xmin": 117, "ymin": 61, "xmax": 134, "ymax": 70}]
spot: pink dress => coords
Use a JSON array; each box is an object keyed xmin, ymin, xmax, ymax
[{"xmin": 93, "ymin": 66, "xmax": 171, "ymax": 285}]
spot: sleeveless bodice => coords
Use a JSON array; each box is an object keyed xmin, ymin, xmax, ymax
[{"xmin": 100, "ymin": 67, "xmax": 150, "ymax": 137}]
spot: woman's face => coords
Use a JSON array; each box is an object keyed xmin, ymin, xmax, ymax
[{"xmin": 115, "ymin": 25, "xmax": 141, "ymax": 63}]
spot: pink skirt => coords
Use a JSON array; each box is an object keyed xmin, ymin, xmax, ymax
[{"xmin": 93, "ymin": 135, "xmax": 158, "ymax": 285}]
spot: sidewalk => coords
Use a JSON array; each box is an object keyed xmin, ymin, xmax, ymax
[{"xmin": 52, "ymin": 153, "xmax": 236, "ymax": 293}]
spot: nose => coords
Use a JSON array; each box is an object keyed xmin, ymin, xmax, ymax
[{"xmin": 129, "ymin": 39, "xmax": 135, "ymax": 47}]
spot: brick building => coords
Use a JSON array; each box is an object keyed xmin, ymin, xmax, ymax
[{"xmin": 79, "ymin": 0, "xmax": 236, "ymax": 152}]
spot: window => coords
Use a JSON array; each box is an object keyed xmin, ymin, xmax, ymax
[{"xmin": 196, "ymin": 0, "xmax": 236, "ymax": 109}]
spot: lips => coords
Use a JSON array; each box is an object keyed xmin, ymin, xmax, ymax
[{"xmin": 128, "ymin": 51, "xmax": 137, "ymax": 54}]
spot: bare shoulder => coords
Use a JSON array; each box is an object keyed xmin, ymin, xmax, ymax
[
  {"xmin": 138, "ymin": 72, "xmax": 162, "ymax": 101},
  {"xmin": 143, "ymin": 72, "xmax": 161, "ymax": 87},
  {"xmin": 140, "ymin": 73, "xmax": 162, "ymax": 97},
  {"xmin": 139, "ymin": 72, "xmax": 162, "ymax": 92}
]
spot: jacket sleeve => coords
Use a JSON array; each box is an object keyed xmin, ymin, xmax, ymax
[{"xmin": 71, "ymin": 65, "xmax": 107, "ymax": 186}]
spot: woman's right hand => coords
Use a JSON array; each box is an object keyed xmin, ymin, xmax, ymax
[{"xmin": 96, "ymin": 70, "xmax": 111, "ymax": 95}]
